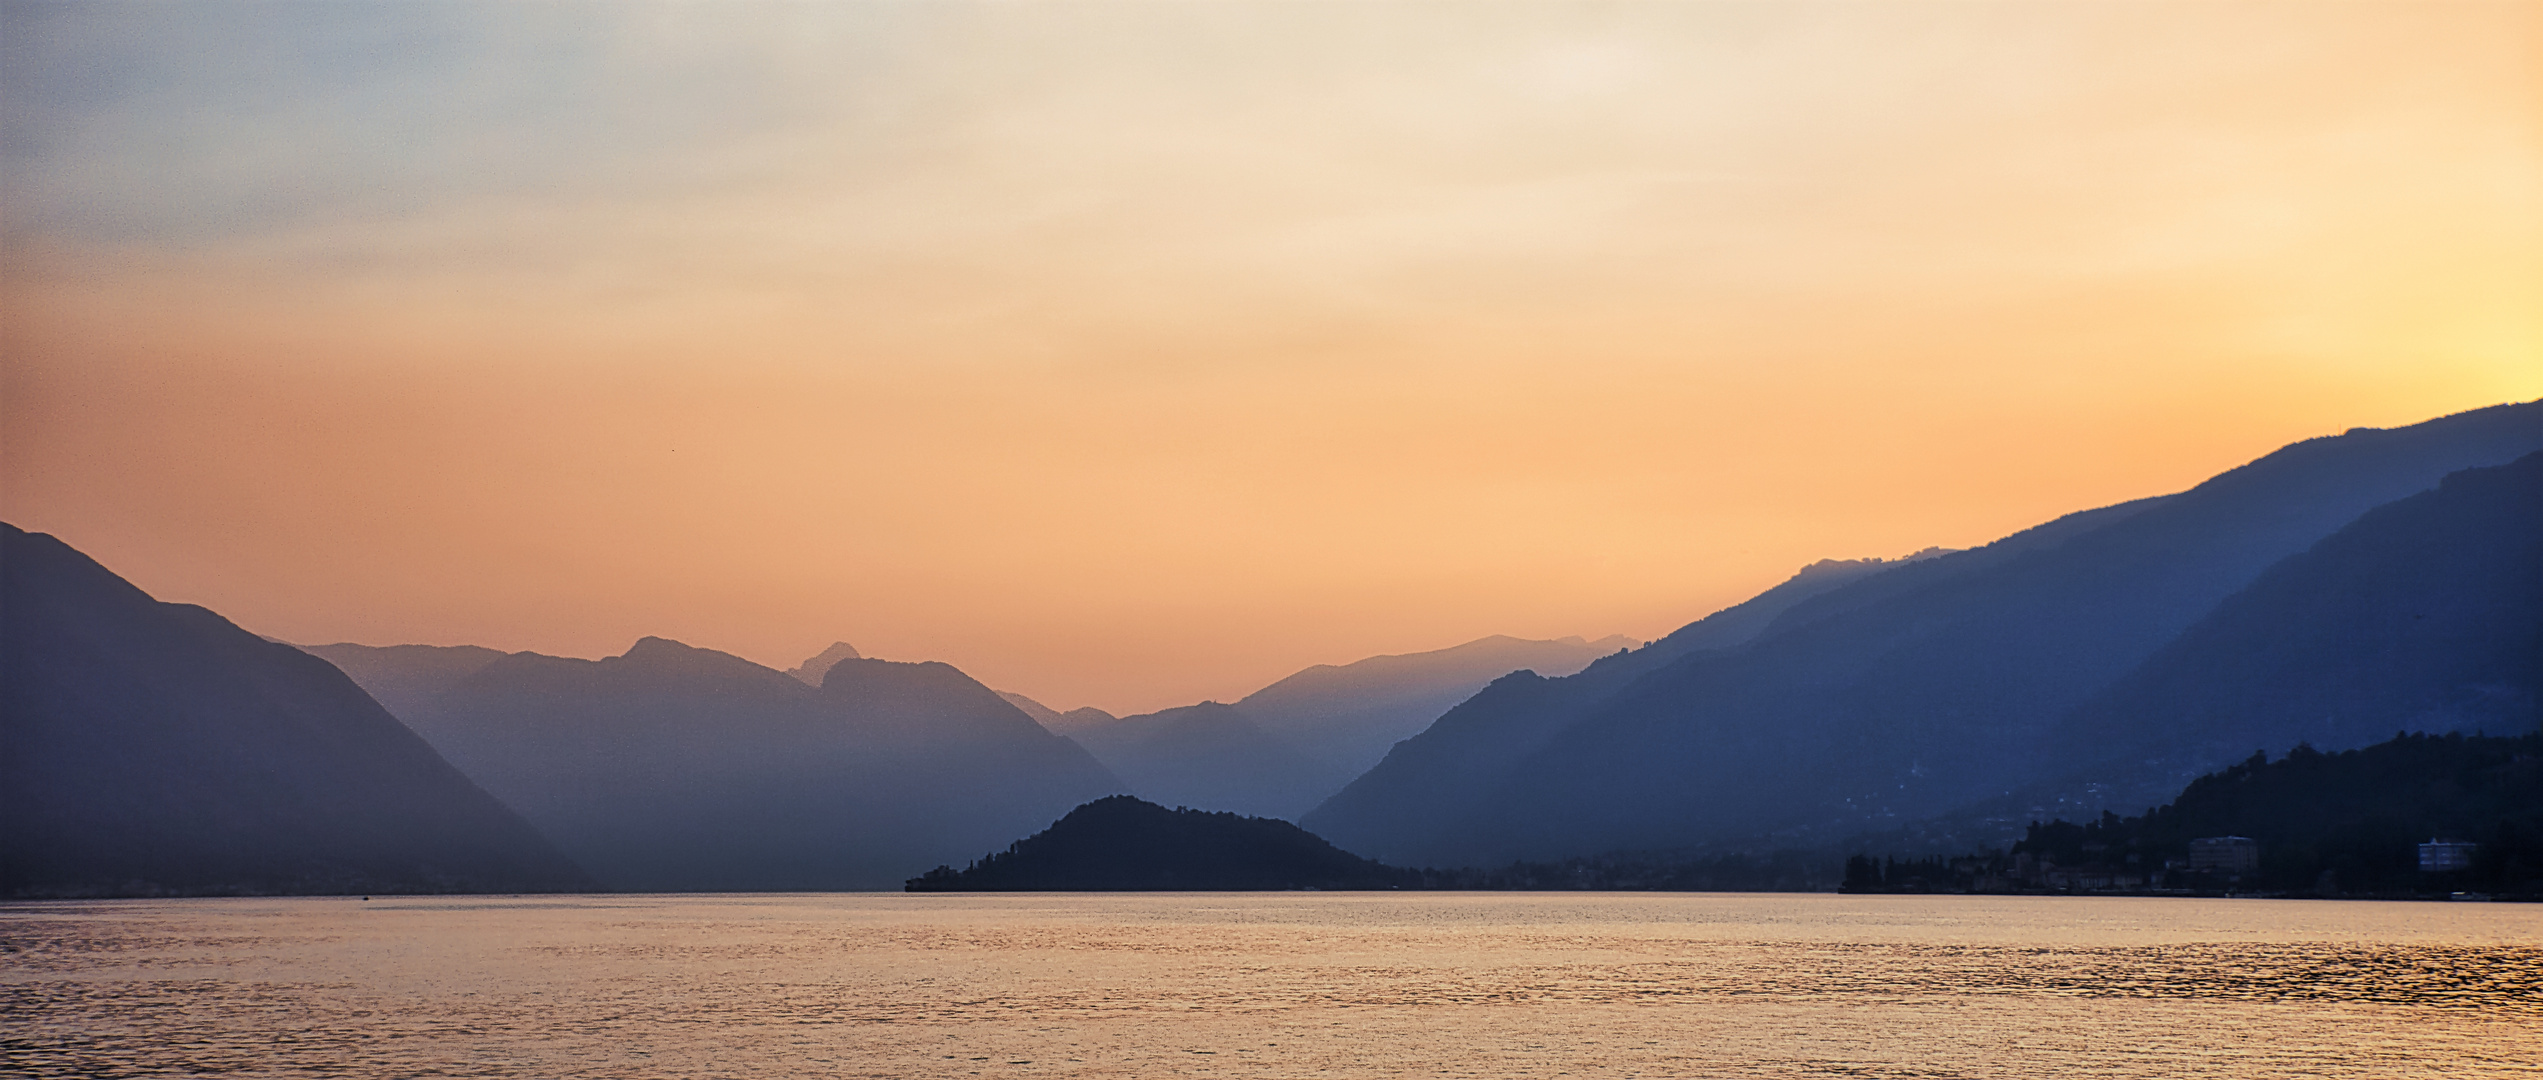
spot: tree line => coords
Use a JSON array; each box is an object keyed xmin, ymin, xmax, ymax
[{"xmin": 1844, "ymin": 732, "xmax": 2543, "ymax": 898}]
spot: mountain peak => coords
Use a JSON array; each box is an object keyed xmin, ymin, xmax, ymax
[
  {"xmin": 820, "ymin": 655, "xmax": 975, "ymax": 696},
  {"xmin": 605, "ymin": 636, "xmax": 801, "ymax": 688},
  {"xmin": 618, "ymin": 636, "xmax": 736, "ymax": 667},
  {"xmin": 1048, "ymin": 706, "xmax": 1122, "ymax": 735},
  {"xmin": 786, "ymin": 641, "xmax": 864, "ymax": 687}
]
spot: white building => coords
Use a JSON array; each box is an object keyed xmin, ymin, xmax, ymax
[
  {"xmin": 2418, "ymin": 839, "xmax": 2478, "ymax": 873},
  {"xmin": 2188, "ymin": 836, "xmax": 2259, "ymax": 874}
]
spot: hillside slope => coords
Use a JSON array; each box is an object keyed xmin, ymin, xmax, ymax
[
  {"xmin": 2, "ymin": 524, "xmax": 591, "ymax": 897},
  {"xmin": 1064, "ymin": 634, "xmax": 1635, "ymax": 819},
  {"xmin": 1309, "ymin": 401, "xmax": 2543, "ymax": 865},
  {"xmin": 2050, "ymin": 449, "xmax": 2541, "ymax": 788},
  {"xmin": 907, "ymin": 795, "xmax": 1402, "ymax": 891},
  {"xmin": 384, "ymin": 641, "xmax": 1123, "ymax": 891}
]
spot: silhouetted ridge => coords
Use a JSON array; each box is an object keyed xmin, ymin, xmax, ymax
[
  {"xmin": 997, "ymin": 690, "xmax": 1067, "ymax": 728},
  {"xmin": 361, "ymin": 638, "xmax": 1122, "ymax": 891},
  {"xmin": 906, "ymin": 796, "xmax": 1401, "ymax": 891},
  {"xmin": 1643, "ymin": 552, "xmax": 1941, "ymax": 660},
  {"xmin": 1063, "ymin": 702, "xmax": 1341, "ymax": 820},
  {"xmin": 1234, "ymin": 634, "xmax": 1639, "ymax": 779},
  {"xmin": 785, "ymin": 641, "xmax": 862, "ymax": 686},
  {"xmin": 1296, "ymin": 556, "xmax": 1927, "ymax": 855},
  {"xmin": 1062, "ymin": 634, "xmax": 1635, "ymax": 820},
  {"xmin": 1039, "ymin": 705, "xmax": 1122, "ymax": 736},
  {"xmin": 906, "ymin": 795, "xmax": 1838, "ymax": 892},
  {"xmin": 823, "ymin": 655, "xmax": 1016, "ymax": 710},
  {"xmin": 2054, "ymin": 450, "xmax": 2542, "ymax": 784},
  {"xmin": 1308, "ymin": 399, "xmax": 2543, "ymax": 866},
  {"xmin": 298, "ymin": 642, "xmax": 504, "ymax": 720},
  {"xmin": 1, "ymin": 523, "xmax": 592, "ymax": 897},
  {"xmin": 821, "ymin": 656, "xmax": 1066, "ymax": 744},
  {"xmin": 615, "ymin": 635, "xmax": 806, "ymax": 686}
]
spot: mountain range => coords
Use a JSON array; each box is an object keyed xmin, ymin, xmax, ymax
[
  {"xmin": 1306, "ymin": 400, "xmax": 2543, "ymax": 866},
  {"xmin": 308, "ymin": 638, "xmax": 1125, "ymax": 891},
  {"xmin": 786, "ymin": 641, "xmax": 863, "ymax": 686},
  {"xmin": 992, "ymin": 691, "xmax": 1120, "ymax": 736},
  {"xmin": 12, "ymin": 400, "xmax": 2533, "ymax": 893},
  {"xmin": 1, "ymin": 524, "xmax": 591, "ymax": 897},
  {"xmin": 1048, "ymin": 634, "xmax": 1638, "ymax": 819},
  {"xmin": 2045, "ymin": 448, "xmax": 2541, "ymax": 799}
]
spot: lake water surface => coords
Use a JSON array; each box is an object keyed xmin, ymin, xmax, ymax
[{"xmin": 3, "ymin": 893, "xmax": 2536, "ymax": 1078}]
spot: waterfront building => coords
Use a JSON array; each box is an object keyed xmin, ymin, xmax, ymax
[
  {"xmin": 2188, "ymin": 836, "xmax": 2260, "ymax": 874},
  {"xmin": 2418, "ymin": 839, "xmax": 2478, "ymax": 873}
]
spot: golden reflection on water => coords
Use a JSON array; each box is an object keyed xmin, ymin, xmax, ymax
[{"xmin": 3, "ymin": 893, "xmax": 2536, "ymax": 1078}]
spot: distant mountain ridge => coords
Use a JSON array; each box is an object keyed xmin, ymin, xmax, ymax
[
  {"xmin": 1061, "ymin": 633, "xmax": 1640, "ymax": 819},
  {"xmin": 180, "ymin": 399, "xmax": 2543, "ymax": 887},
  {"xmin": 1293, "ymin": 552, "xmax": 1938, "ymax": 855},
  {"xmin": 997, "ymin": 690, "xmax": 1069, "ymax": 727},
  {"xmin": 786, "ymin": 641, "xmax": 863, "ymax": 687},
  {"xmin": 316, "ymin": 624, "xmax": 1819, "ymax": 836},
  {"xmin": 313, "ymin": 637, "xmax": 1125, "ymax": 891},
  {"xmin": 1064, "ymin": 702, "xmax": 1346, "ymax": 819},
  {"xmin": 2, "ymin": 524, "xmax": 592, "ymax": 897},
  {"xmin": 1307, "ymin": 400, "xmax": 2543, "ymax": 867},
  {"xmin": 2042, "ymin": 448, "xmax": 2542, "ymax": 800},
  {"xmin": 1234, "ymin": 634, "xmax": 1642, "ymax": 775},
  {"xmin": 997, "ymin": 693, "xmax": 1124, "ymax": 737},
  {"xmin": 300, "ymin": 642, "xmax": 506, "ymax": 719}
]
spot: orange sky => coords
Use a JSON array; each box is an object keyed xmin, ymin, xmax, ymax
[{"xmin": 4, "ymin": 1, "xmax": 2537, "ymax": 714}]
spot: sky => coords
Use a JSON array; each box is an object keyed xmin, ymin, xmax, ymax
[{"xmin": 3, "ymin": 1, "xmax": 2537, "ymax": 715}]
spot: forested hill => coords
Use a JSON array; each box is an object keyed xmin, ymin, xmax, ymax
[
  {"xmin": 2021, "ymin": 732, "xmax": 2541, "ymax": 893},
  {"xmin": 907, "ymin": 796, "xmax": 1403, "ymax": 891},
  {"xmin": 906, "ymin": 796, "xmax": 1842, "ymax": 892},
  {"xmin": 1853, "ymin": 732, "xmax": 2542, "ymax": 897}
]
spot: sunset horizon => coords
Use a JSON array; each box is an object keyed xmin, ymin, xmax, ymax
[
  {"xmin": 9, "ymin": 2, "xmax": 2535, "ymax": 714},
  {"xmin": 7, "ymin": 396, "xmax": 2535, "ymax": 716},
  {"xmin": 8, "ymin": 5, "xmax": 2540, "ymax": 1076}
]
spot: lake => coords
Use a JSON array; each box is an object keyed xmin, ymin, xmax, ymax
[{"xmin": 3, "ymin": 893, "xmax": 2535, "ymax": 1078}]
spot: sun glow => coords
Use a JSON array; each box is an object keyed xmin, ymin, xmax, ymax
[{"xmin": 4, "ymin": 1, "xmax": 2536, "ymax": 713}]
